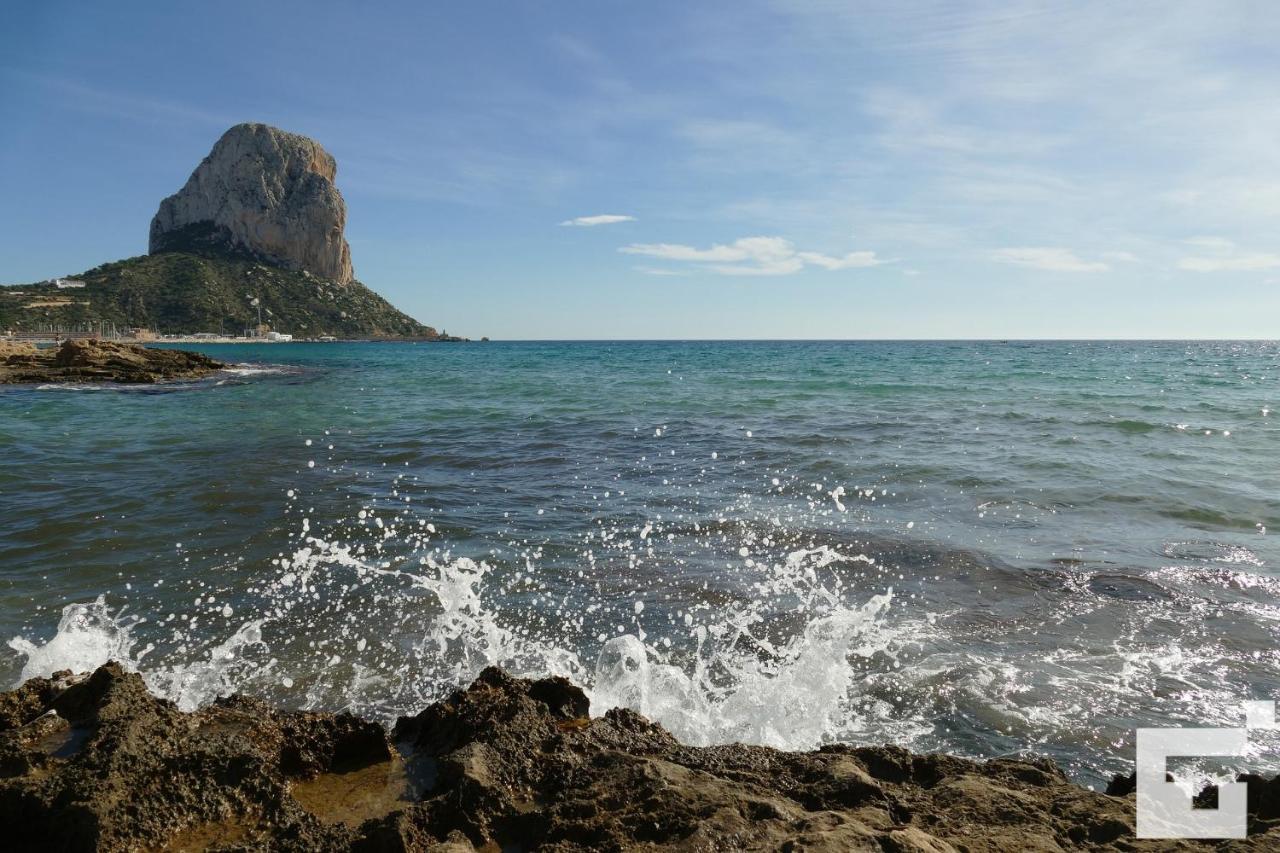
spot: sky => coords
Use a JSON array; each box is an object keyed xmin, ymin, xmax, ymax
[{"xmin": 2, "ymin": 1, "xmax": 1279, "ymax": 339}]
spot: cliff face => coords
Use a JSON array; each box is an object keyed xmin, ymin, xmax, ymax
[{"xmin": 149, "ymin": 123, "xmax": 355, "ymax": 285}]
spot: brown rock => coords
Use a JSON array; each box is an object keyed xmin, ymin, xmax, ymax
[
  {"xmin": 0, "ymin": 338, "xmax": 224, "ymax": 384},
  {"xmin": 1, "ymin": 663, "xmax": 1275, "ymax": 851},
  {"xmin": 0, "ymin": 341, "xmax": 39, "ymax": 360}
]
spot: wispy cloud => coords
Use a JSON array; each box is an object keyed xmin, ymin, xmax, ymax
[
  {"xmin": 1179, "ymin": 254, "xmax": 1280, "ymax": 272},
  {"xmin": 863, "ymin": 88, "xmax": 1067, "ymax": 158},
  {"xmin": 633, "ymin": 265, "xmax": 692, "ymax": 277},
  {"xmin": 990, "ymin": 247, "xmax": 1110, "ymax": 273},
  {"xmin": 1178, "ymin": 238, "xmax": 1280, "ymax": 272},
  {"xmin": 796, "ymin": 250, "xmax": 887, "ymax": 270},
  {"xmin": 7, "ymin": 70, "xmax": 233, "ymax": 128},
  {"xmin": 560, "ymin": 214, "xmax": 636, "ymax": 227},
  {"xmin": 1184, "ymin": 235, "xmax": 1236, "ymax": 251},
  {"xmin": 620, "ymin": 236, "xmax": 891, "ymax": 276}
]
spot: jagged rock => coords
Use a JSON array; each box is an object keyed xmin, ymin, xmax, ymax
[
  {"xmin": 150, "ymin": 123, "xmax": 355, "ymax": 285},
  {"xmin": 0, "ymin": 338, "xmax": 223, "ymax": 384},
  {"xmin": 4, "ymin": 663, "xmax": 1278, "ymax": 851},
  {"xmin": 0, "ymin": 341, "xmax": 39, "ymax": 360}
]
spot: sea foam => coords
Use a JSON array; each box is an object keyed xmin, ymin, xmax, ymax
[{"xmin": 8, "ymin": 509, "xmax": 899, "ymax": 753}]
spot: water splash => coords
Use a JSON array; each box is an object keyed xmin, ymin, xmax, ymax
[
  {"xmin": 590, "ymin": 584, "xmax": 893, "ymax": 749},
  {"xmin": 7, "ymin": 512, "xmax": 899, "ymax": 756},
  {"xmin": 8, "ymin": 596, "xmax": 141, "ymax": 682},
  {"xmin": 144, "ymin": 620, "xmax": 268, "ymax": 712}
]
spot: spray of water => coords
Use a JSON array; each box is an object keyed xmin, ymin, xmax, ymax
[
  {"xmin": 9, "ymin": 596, "xmax": 140, "ymax": 684},
  {"xmin": 8, "ymin": 509, "xmax": 899, "ymax": 752}
]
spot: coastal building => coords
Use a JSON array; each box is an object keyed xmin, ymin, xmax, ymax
[{"xmin": 53, "ymin": 278, "xmax": 86, "ymax": 289}]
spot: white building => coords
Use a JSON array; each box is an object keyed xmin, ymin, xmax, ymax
[{"xmin": 53, "ymin": 278, "xmax": 86, "ymax": 289}]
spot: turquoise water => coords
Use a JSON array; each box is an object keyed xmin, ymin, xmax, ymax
[{"xmin": 2, "ymin": 340, "xmax": 1278, "ymax": 786}]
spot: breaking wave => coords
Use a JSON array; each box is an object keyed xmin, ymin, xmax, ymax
[{"xmin": 8, "ymin": 508, "xmax": 903, "ymax": 752}]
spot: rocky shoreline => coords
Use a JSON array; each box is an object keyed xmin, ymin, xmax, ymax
[
  {"xmin": 1, "ymin": 664, "xmax": 1277, "ymax": 851},
  {"xmin": 0, "ymin": 339, "xmax": 224, "ymax": 384}
]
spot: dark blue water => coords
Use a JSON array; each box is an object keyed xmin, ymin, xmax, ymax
[{"xmin": 2, "ymin": 340, "xmax": 1278, "ymax": 787}]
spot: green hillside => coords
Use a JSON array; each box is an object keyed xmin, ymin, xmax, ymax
[{"xmin": 0, "ymin": 250, "xmax": 441, "ymax": 339}]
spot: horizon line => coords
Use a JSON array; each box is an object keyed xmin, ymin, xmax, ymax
[{"xmin": 424, "ymin": 337, "xmax": 1280, "ymax": 343}]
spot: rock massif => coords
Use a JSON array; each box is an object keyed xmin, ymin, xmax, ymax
[
  {"xmin": 3, "ymin": 123, "xmax": 447, "ymax": 338},
  {"xmin": 0, "ymin": 339, "xmax": 223, "ymax": 384},
  {"xmin": 0, "ymin": 252, "xmax": 442, "ymax": 339},
  {"xmin": 3, "ymin": 664, "xmax": 1278, "ymax": 852},
  {"xmin": 150, "ymin": 123, "xmax": 354, "ymax": 285}
]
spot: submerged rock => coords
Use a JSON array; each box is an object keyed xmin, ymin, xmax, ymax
[
  {"xmin": 0, "ymin": 663, "xmax": 1275, "ymax": 851},
  {"xmin": 0, "ymin": 338, "xmax": 224, "ymax": 384}
]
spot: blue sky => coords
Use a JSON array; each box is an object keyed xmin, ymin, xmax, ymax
[{"xmin": 2, "ymin": 1, "xmax": 1279, "ymax": 339}]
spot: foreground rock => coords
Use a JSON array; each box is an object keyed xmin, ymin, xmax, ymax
[
  {"xmin": 1, "ymin": 665, "xmax": 1277, "ymax": 851},
  {"xmin": 150, "ymin": 123, "xmax": 354, "ymax": 285},
  {"xmin": 0, "ymin": 339, "xmax": 224, "ymax": 384}
]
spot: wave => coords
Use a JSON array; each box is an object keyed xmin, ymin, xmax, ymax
[
  {"xmin": 7, "ymin": 505, "xmax": 904, "ymax": 752},
  {"xmin": 1083, "ymin": 418, "xmax": 1160, "ymax": 434},
  {"xmin": 9, "ymin": 483, "xmax": 1280, "ymax": 787},
  {"xmin": 222, "ymin": 363, "xmax": 291, "ymax": 376}
]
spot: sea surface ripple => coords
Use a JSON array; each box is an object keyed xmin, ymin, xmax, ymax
[{"xmin": 2, "ymin": 339, "xmax": 1278, "ymax": 788}]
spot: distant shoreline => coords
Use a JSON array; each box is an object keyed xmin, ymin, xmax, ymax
[{"xmin": 3, "ymin": 335, "xmax": 473, "ymax": 346}]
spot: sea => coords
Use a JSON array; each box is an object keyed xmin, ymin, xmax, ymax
[{"xmin": 2, "ymin": 340, "xmax": 1277, "ymax": 789}]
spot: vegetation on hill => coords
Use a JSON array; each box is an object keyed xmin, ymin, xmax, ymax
[{"xmin": 0, "ymin": 249, "xmax": 442, "ymax": 339}]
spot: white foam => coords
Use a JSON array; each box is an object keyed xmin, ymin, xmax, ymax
[
  {"xmin": 8, "ymin": 526, "xmax": 898, "ymax": 756},
  {"xmin": 224, "ymin": 364, "xmax": 286, "ymax": 376},
  {"xmin": 7, "ymin": 596, "xmax": 141, "ymax": 682},
  {"xmin": 144, "ymin": 620, "xmax": 267, "ymax": 712},
  {"xmin": 590, "ymin": 586, "xmax": 893, "ymax": 749}
]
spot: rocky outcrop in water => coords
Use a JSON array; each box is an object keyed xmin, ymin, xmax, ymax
[
  {"xmin": 0, "ymin": 339, "xmax": 223, "ymax": 384},
  {"xmin": 150, "ymin": 123, "xmax": 355, "ymax": 285},
  {"xmin": 3, "ymin": 664, "xmax": 1278, "ymax": 851},
  {"xmin": 4, "ymin": 123, "xmax": 449, "ymax": 338}
]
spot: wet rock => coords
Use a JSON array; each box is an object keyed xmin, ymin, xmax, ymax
[
  {"xmin": 0, "ymin": 338, "xmax": 224, "ymax": 384},
  {"xmin": 1107, "ymin": 771, "xmax": 1138, "ymax": 796},
  {"xmin": 2, "ymin": 663, "xmax": 1278, "ymax": 850}
]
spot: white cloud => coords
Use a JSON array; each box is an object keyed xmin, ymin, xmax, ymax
[
  {"xmin": 1178, "ymin": 253, "xmax": 1280, "ymax": 272},
  {"xmin": 560, "ymin": 214, "xmax": 636, "ymax": 227},
  {"xmin": 990, "ymin": 247, "xmax": 1110, "ymax": 272},
  {"xmin": 619, "ymin": 236, "xmax": 891, "ymax": 276},
  {"xmin": 796, "ymin": 250, "xmax": 886, "ymax": 270},
  {"xmin": 713, "ymin": 259, "xmax": 806, "ymax": 276},
  {"xmin": 633, "ymin": 266, "xmax": 691, "ymax": 277},
  {"xmin": 1184, "ymin": 235, "xmax": 1236, "ymax": 251},
  {"xmin": 620, "ymin": 239, "xmax": 764, "ymax": 263},
  {"xmin": 1177, "ymin": 237, "xmax": 1280, "ymax": 271},
  {"xmin": 1101, "ymin": 250, "xmax": 1140, "ymax": 263}
]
